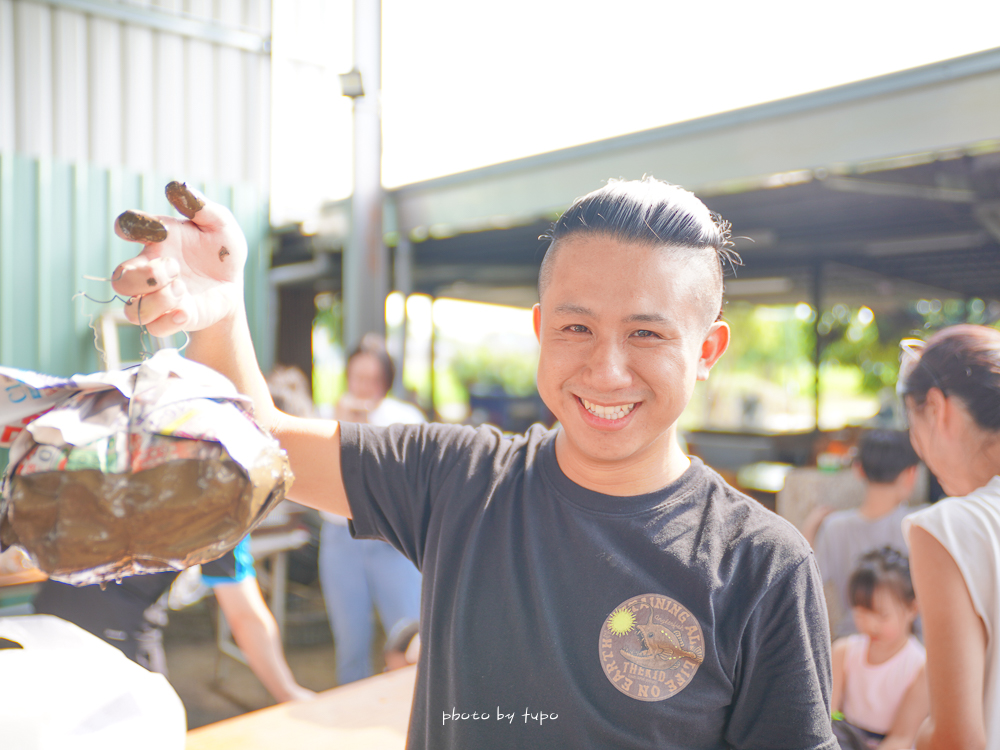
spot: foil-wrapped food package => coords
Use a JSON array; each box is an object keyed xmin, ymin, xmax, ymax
[{"xmin": 0, "ymin": 349, "xmax": 293, "ymax": 585}]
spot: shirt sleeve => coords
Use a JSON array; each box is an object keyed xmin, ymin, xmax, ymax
[
  {"xmin": 201, "ymin": 536, "xmax": 256, "ymax": 586},
  {"xmin": 725, "ymin": 554, "xmax": 838, "ymax": 750},
  {"xmin": 904, "ymin": 500, "xmax": 998, "ymax": 642},
  {"xmin": 339, "ymin": 421, "xmax": 504, "ymax": 571}
]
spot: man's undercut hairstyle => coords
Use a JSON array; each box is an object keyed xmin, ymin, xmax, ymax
[
  {"xmin": 538, "ymin": 177, "xmax": 741, "ymax": 319},
  {"xmin": 856, "ymin": 429, "xmax": 920, "ymax": 485}
]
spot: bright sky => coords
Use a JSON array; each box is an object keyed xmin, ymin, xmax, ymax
[{"xmin": 270, "ymin": 0, "xmax": 1000, "ymax": 226}]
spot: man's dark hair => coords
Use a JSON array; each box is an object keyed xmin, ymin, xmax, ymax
[
  {"xmin": 856, "ymin": 429, "xmax": 919, "ymax": 484},
  {"xmin": 538, "ymin": 177, "xmax": 741, "ymax": 320},
  {"xmin": 847, "ymin": 546, "xmax": 915, "ymax": 610}
]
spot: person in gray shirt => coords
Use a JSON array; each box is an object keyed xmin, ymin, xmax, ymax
[{"xmin": 813, "ymin": 429, "xmax": 922, "ymax": 638}]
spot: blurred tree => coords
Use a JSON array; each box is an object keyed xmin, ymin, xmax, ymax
[
  {"xmin": 691, "ymin": 298, "xmax": 998, "ymax": 432},
  {"xmin": 312, "ymin": 293, "xmax": 346, "ymax": 409},
  {"xmin": 450, "ymin": 346, "xmax": 539, "ymax": 397},
  {"xmin": 314, "ymin": 292, "xmax": 343, "ymax": 344},
  {"xmin": 820, "ymin": 298, "xmax": 996, "ymax": 396}
]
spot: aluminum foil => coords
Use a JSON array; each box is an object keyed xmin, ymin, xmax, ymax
[{"xmin": 0, "ymin": 349, "xmax": 293, "ymax": 584}]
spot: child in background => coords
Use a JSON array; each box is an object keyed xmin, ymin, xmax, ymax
[{"xmin": 831, "ymin": 547, "xmax": 928, "ymax": 750}]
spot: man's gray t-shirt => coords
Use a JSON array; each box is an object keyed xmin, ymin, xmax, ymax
[
  {"xmin": 341, "ymin": 422, "xmax": 836, "ymax": 750},
  {"xmin": 814, "ymin": 504, "xmax": 917, "ymax": 638}
]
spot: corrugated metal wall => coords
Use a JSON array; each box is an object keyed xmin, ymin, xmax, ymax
[
  {"xmin": 0, "ymin": 0, "xmax": 270, "ymax": 184},
  {"xmin": 0, "ymin": 0, "xmax": 273, "ymax": 378},
  {"xmin": 0, "ymin": 153, "xmax": 270, "ymax": 377}
]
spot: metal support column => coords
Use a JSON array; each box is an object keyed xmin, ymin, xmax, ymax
[
  {"xmin": 812, "ymin": 262, "xmax": 823, "ymax": 432},
  {"xmin": 391, "ymin": 234, "xmax": 413, "ymax": 397},
  {"xmin": 342, "ymin": 0, "xmax": 387, "ymax": 352},
  {"xmin": 429, "ymin": 299, "xmax": 437, "ymax": 421}
]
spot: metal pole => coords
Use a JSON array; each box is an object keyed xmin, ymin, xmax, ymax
[
  {"xmin": 343, "ymin": 0, "xmax": 387, "ymax": 352},
  {"xmin": 392, "ymin": 234, "xmax": 413, "ymax": 397},
  {"xmin": 429, "ymin": 298, "xmax": 437, "ymax": 420},
  {"xmin": 812, "ymin": 262, "xmax": 823, "ymax": 433}
]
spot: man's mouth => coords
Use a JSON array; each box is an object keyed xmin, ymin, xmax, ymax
[{"xmin": 581, "ymin": 398, "xmax": 637, "ymax": 421}]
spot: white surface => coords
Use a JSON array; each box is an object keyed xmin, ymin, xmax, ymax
[{"xmin": 0, "ymin": 614, "xmax": 186, "ymax": 750}]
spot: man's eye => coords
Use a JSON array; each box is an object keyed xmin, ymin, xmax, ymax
[
  {"xmin": 632, "ymin": 330, "xmax": 657, "ymax": 338},
  {"xmin": 566, "ymin": 325, "xmax": 589, "ymax": 333}
]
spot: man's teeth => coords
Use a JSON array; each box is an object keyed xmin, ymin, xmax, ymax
[{"xmin": 581, "ymin": 399, "xmax": 636, "ymax": 420}]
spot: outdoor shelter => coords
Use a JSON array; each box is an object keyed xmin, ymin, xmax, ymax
[{"xmin": 274, "ymin": 45, "xmax": 1000, "ymax": 430}]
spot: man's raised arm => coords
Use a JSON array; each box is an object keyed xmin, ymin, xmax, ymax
[{"xmin": 110, "ymin": 182, "xmax": 351, "ymax": 518}]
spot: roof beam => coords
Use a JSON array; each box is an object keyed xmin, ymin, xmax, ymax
[{"xmin": 821, "ymin": 176, "xmax": 977, "ymax": 203}]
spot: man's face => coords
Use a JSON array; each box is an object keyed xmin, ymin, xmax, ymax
[{"xmin": 533, "ymin": 234, "xmax": 729, "ymax": 485}]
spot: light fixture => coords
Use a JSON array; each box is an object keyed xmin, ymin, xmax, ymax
[
  {"xmin": 339, "ymin": 68, "xmax": 364, "ymax": 98},
  {"xmin": 865, "ymin": 231, "xmax": 986, "ymax": 256}
]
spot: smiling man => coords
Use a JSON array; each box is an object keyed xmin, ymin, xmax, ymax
[
  {"xmin": 111, "ymin": 177, "xmax": 835, "ymax": 750},
  {"xmin": 535, "ymin": 220, "xmax": 729, "ymax": 495}
]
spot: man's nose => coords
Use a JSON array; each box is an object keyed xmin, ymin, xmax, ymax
[{"xmin": 585, "ymin": 337, "xmax": 632, "ymax": 391}]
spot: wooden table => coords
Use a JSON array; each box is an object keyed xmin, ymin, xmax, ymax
[
  {"xmin": 0, "ymin": 566, "xmax": 48, "ymax": 614},
  {"xmin": 186, "ymin": 665, "xmax": 416, "ymax": 749}
]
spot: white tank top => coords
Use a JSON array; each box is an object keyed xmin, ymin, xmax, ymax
[
  {"xmin": 904, "ymin": 476, "xmax": 1000, "ymax": 747},
  {"xmin": 842, "ymin": 633, "xmax": 926, "ymax": 734}
]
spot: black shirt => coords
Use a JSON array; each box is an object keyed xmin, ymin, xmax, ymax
[{"xmin": 342, "ymin": 422, "xmax": 836, "ymax": 750}]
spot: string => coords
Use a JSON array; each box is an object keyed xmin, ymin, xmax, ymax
[
  {"xmin": 73, "ymin": 290, "xmax": 154, "ymax": 361},
  {"xmin": 81, "ymin": 267, "xmax": 126, "ymax": 283},
  {"xmin": 134, "ymin": 296, "xmax": 192, "ymax": 357},
  {"xmin": 74, "ymin": 283, "xmax": 189, "ymax": 362},
  {"xmin": 72, "ymin": 291, "xmax": 132, "ymax": 306}
]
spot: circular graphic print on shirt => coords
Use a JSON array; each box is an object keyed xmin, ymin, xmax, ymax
[{"xmin": 598, "ymin": 593, "xmax": 705, "ymax": 702}]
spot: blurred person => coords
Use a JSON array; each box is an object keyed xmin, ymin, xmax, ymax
[
  {"xmin": 33, "ymin": 537, "xmax": 315, "ymax": 704},
  {"xmin": 831, "ymin": 547, "xmax": 928, "ymax": 750},
  {"xmin": 266, "ymin": 364, "xmax": 316, "ymax": 419},
  {"xmin": 897, "ymin": 325, "xmax": 1000, "ymax": 749},
  {"xmin": 109, "ymin": 178, "xmax": 836, "ymax": 749},
  {"xmin": 810, "ymin": 429, "xmax": 922, "ymax": 638},
  {"xmin": 321, "ymin": 335, "xmax": 424, "ymax": 683}
]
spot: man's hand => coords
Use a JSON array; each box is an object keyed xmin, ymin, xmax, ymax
[
  {"xmin": 108, "ymin": 182, "xmax": 353, "ymax": 520},
  {"xmin": 110, "ymin": 181, "xmax": 248, "ymax": 338}
]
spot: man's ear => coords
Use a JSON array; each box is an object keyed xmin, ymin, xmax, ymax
[
  {"xmin": 532, "ymin": 304, "xmax": 542, "ymax": 343},
  {"xmin": 697, "ymin": 321, "xmax": 730, "ymax": 381}
]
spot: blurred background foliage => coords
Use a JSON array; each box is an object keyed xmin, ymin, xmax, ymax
[
  {"xmin": 686, "ymin": 297, "xmax": 999, "ymax": 432},
  {"xmin": 312, "ymin": 293, "xmax": 999, "ymax": 432},
  {"xmin": 450, "ymin": 347, "xmax": 539, "ymax": 397}
]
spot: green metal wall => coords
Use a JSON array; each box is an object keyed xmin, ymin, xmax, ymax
[{"xmin": 0, "ymin": 152, "xmax": 273, "ymax": 378}]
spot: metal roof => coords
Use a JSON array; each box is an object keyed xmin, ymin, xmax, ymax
[
  {"xmin": 391, "ymin": 46, "xmax": 1000, "ymax": 229},
  {"xmin": 279, "ymin": 46, "xmax": 1000, "ymax": 308}
]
